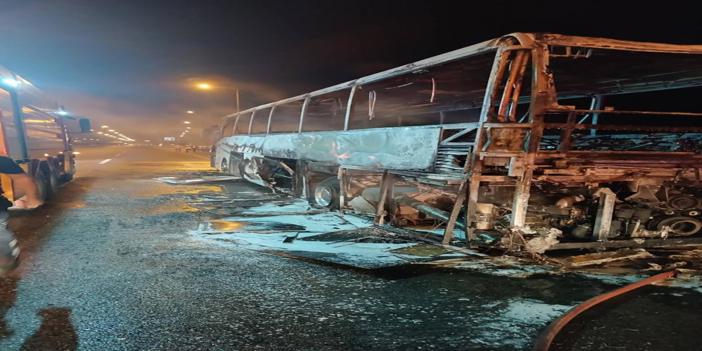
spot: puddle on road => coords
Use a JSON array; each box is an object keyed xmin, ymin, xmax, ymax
[
  {"xmin": 147, "ymin": 201, "xmax": 200, "ymax": 215},
  {"xmin": 202, "ymin": 219, "xmax": 306, "ymax": 233},
  {"xmin": 132, "ymin": 180, "xmax": 224, "ymax": 198}
]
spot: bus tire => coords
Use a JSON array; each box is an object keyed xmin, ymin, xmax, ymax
[{"xmin": 309, "ymin": 177, "xmax": 340, "ymax": 210}]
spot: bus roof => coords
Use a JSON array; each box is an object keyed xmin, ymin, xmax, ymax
[{"xmin": 222, "ymin": 33, "xmax": 702, "ymax": 120}]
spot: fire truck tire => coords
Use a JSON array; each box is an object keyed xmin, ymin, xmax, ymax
[
  {"xmin": 47, "ymin": 167, "xmax": 60, "ymax": 195},
  {"xmin": 34, "ymin": 167, "xmax": 54, "ymax": 201},
  {"xmin": 60, "ymin": 173, "xmax": 74, "ymax": 183}
]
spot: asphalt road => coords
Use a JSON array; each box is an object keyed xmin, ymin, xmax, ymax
[{"xmin": 0, "ymin": 145, "xmax": 698, "ymax": 351}]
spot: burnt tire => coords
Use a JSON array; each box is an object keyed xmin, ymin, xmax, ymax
[{"xmin": 309, "ymin": 177, "xmax": 340, "ymax": 210}]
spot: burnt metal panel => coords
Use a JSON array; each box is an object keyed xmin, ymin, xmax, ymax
[{"xmin": 221, "ymin": 126, "xmax": 442, "ymax": 171}]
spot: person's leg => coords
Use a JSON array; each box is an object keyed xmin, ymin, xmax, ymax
[
  {"xmin": 0, "ymin": 212, "xmax": 19, "ymax": 273},
  {"xmin": 8, "ymin": 173, "xmax": 43, "ymax": 209}
]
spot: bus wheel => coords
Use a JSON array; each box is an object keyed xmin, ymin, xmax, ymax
[
  {"xmin": 309, "ymin": 177, "xmax": 340, "ymax": 210},
  {"xmin": 220, "ymin": 158, "xmax": 228, "ymax": 172}
]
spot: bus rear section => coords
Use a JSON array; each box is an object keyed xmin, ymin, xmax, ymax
[{"xmin": 214, "ymin": 33, "xmax": 702, "ymax": 251}]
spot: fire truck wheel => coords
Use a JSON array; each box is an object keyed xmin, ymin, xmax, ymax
[
  {"xmin": 60, "ymin": 173, "xmax": 74, "ymax": 182},
  {"xmin": 309, "ymin": 177, "xmax": 340, "ymax": 210},
  {"xmin": 34, "ymin": 167, "xmax": 53, "ymax": 201},
  {"xmin": 47, "ymin": 168, "xmax": 60, "ymax": 195}
]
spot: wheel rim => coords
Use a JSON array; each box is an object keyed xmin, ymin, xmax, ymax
[
  {"xmin": 668, "ymin": 196, "xmax": 698, "ymax": 210},
  {"xmin": 314, "ymin": 186, "xmax": 333, "ymax": 208},
  {"xmin": 658, "ymin": 216, "xmax": 702, "ymax": 236}
]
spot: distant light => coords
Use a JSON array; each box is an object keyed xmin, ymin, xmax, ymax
[
  {"xmin": 183, "ymin": 121, "xmax": 191, "ymax": 124},
  {"xmin": 101, "ymin": 125, "xmax": 109, "ymax": 129},
  {"xmin": 56, "ymin": 110, "xmax": 68, "ymax": 116},
  {"xmin": 97, "ymin": 131, "xmax": 103, "ymax": 135},
  {"xmin": 186, "ymin": 126, "xmax": 191, "ymax": 129},
  {"xmin": 73, "ymin": 151, "xmax": 81, "ymax": 155},
  {"xmin": 1, "ymin": 78, "xmax": 19, "ymax": 88},
  {"xmin": 194, "ymin": 82, "xmax": 212, "ymax": 90},
  {"xmin": 186, "ymin": 110, "xmax": 195, "ymax": 114},
  {"xmin": 43, "ymin": 153, "xmax": 50, "ymax": 157},
  {"xmin": 108, "ymin": 129, "xmax": 115, "ymax": 132}
]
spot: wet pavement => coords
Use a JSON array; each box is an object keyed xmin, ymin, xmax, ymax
[{"xmin": 0, "ymin": 145, "xmax": 699, "ymax": 350}]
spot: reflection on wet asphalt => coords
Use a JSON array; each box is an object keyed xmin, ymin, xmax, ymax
[
  {"xmin": 0, "ymin": 277, "xmax": 18, "ymax": 338},
  {"xmin": 20, "ymin": 308, "xmax": 77, "ymax": 351},
  {"xmin": 0, "ymin": 146, "xmax": 698, "ymax": 350}
]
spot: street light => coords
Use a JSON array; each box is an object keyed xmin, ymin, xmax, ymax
[
  {"xmin": 190, "ymin": 79, "xmax": 240, "ymax": 111},
  {"xmin": 186, "ymin": 110, "xmax": 195, "ymax": 114},
  {"xmin": 184, "ymin": 121, "xmax": 191, "ymax": 124},
  {"xmin": 101, "ymin": 125, "xmax": 109, "ymax": 129},
  {"xmin": 194, "ymin": 82, "xmax": 212, "ymax": 91}
]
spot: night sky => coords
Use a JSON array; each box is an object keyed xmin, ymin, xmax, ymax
[{"xmin": 0, "ymin": 0, "xmax": 700, "ymax": 140}]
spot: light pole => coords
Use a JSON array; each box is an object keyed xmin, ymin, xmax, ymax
[
  {"xmin": 192, "ymin": 81, "xmax": 240, "ymax": 112},
  {"xmin": 190, "ymin": 80, "xmax": 240, "ymax": 146}
]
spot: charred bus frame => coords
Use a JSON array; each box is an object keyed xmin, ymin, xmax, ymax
[{"xmin": 215, "ymin": 33, "xmax": 702, "ymax": 249}]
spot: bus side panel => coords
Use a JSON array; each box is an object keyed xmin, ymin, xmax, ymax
[{"xmin": 219, "ymin": 126, "xmax": 441, "ymax": 171}]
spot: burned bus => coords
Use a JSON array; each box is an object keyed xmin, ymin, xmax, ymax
[{"xmin": 214, "ymin": 33, "xmax": 702, "ymax": 251}]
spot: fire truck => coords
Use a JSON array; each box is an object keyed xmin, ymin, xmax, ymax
[{"xmin": 0, "ymin": 65, "xmax": 90, "ymax": 203}]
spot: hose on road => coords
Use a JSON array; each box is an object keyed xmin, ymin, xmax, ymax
[{"xmin": 533, "ymin": 270, "xmax": 678, "ymax": 351}]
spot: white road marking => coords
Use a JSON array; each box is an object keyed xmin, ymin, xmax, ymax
[{"xmin": 98, "ymin": 158, "xmax": 112, "ymax": 165}]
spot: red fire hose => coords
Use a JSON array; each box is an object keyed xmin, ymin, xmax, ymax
[{"xmin": 533, "ymin": 270, "xmax": 678, "ymax": 351}]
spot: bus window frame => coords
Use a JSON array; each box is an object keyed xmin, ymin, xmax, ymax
[
  {"xmin": 247, "ymin": 110, "xmax": 256, "ymax": 135},
  {"xmin": 343, "ymin": 85, "xmax": 357, "ymax": 131},
  {"xmin": 267, "ymin": 100, "xmax": 304, "ymax": 134},
  {"xmin": 297, "ymin": 96, "xmax": 310, "ymax": 133},
  {"xmin": 232, "ymin": 111, "xmax": 252, "ymax": 136},
  {"xmin": 265, "ymin": 106, "xmax": 277, "ymax": 134}
]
